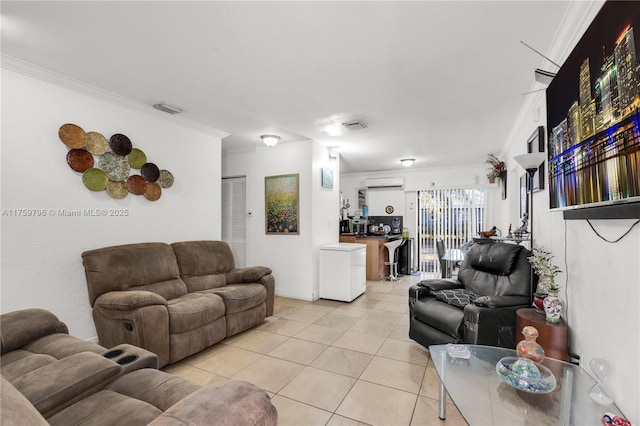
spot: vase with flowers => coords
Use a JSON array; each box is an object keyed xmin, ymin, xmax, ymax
[
  {"xmin": 486, "ymin": 154, "xmax": 506, "ymax": 184},
  {"xmin": 528, "ymin": 248, "xmax": 563, "ymax": 323}
]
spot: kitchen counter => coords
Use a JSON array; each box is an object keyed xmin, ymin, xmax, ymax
[{"xmin": 338, "ymin": 234, "xmax": 401, "ymax": 280}]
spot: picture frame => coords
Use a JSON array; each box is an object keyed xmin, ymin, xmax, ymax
[
  {"xmin": 265, "ymin": 174, "xmax": 299, "ymax": 235},
  {"xmin": 321, "ymin": 168, "xmax": 333, "ymax": 189},
  {"xmin": 520, "ymin": 173, "xmax": 529, "ymax": 219},
  {"xmin": 526, "ymin": 126, "xmax": 545, "ymax": 192},
  {"xmin": 357, "ymin": 188, "xmax": 367, "ymax": 209}
]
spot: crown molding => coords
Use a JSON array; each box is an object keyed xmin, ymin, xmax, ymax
[
  {"xmin": 1, "ymin": 54, "xmax": 229, "ymax": 139},
  {"xmin": 503, "ymin": 1, "xmax": 605, "ymax": 153}
]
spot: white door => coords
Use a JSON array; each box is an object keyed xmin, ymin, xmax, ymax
[{"xmin": 221, "ymin": 176, "xmax": 247, "ymax": 268}]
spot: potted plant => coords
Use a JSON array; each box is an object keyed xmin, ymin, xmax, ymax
[
  {"xmin": 528, "ymin": 248, "xmax": 563, "ymax": 323},
  {"xmin": 486, "ymin": 154, "xmax": 506, "ymax": 184}
]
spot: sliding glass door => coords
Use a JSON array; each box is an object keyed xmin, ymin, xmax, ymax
[{"xmin": 417, "ymin": 188, "xmax": 486, "ymax": 274}]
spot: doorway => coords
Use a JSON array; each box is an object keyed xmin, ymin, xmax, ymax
[
  {"xmin": 221, "ymin": 176, "xmax": 247, "ymax": 268},
  {"xmin": 417, "ymin": 188, "xmax": 486, "ymax": 274}
]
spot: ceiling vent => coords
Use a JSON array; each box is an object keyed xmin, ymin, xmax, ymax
[
  {"xmin": 153, "ymin": 102, "xmax": 185, "ymax": 115},
  {"xmin": 342, "ymin": 120, "xmax": 367, "ymax": 131}
]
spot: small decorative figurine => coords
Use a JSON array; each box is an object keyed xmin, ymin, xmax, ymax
[{"xmin": 516, "ymin": 326, "xmax": 545, "ymax": 363}]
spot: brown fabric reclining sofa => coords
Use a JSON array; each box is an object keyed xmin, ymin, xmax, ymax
[
  {"xmin": 0, "ymin": 309, "xmax": 277, "ymax": 425},
  {"xmin": 82, "ymin": 240, "xmax": 275, "ymax": 367}
]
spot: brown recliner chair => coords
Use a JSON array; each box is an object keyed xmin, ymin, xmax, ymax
[{"xmin": 409, "ymin": 241, "xmax": 536, "ymax": 349}]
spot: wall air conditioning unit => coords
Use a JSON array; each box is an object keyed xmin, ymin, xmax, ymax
[{"xmin": 365, "ymin": 177, "xmax": 405, "ymax": 190}]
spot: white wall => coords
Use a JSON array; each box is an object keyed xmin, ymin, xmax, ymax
[
  {"xmin": 1, "ymin": 68, "xmax": 224, "ymax": 340},
  {"xmin": 222, "ymin": 141, "xmax": 339, "ymax": 301},
  {"xmin": 498, "ymin": 3, "xmax": 639, "ymax": 418}
]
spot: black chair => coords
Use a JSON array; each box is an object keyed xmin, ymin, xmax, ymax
[
  {"xmin": 435, "ymin": 240, "xmax": 453, "ymax": 278},
  {"xmin": 409, "ymin": 241, "xmax": 536, "ymax": 349}
]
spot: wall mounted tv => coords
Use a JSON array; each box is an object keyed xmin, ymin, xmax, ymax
[{"xmin": 546, "ymin": 1, "xmax": 640, "ymax": 218}]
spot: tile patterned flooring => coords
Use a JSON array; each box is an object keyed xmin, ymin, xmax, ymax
[{"xmin": 162, "ymin": 274, "xmax": 465, "ymax": 426}]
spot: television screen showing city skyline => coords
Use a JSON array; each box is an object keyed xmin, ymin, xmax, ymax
[{"xmin": 546, "ymin": 1, "xmax": 640, "ymax": 210}]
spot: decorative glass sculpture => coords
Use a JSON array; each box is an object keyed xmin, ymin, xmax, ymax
[{"xmin": 516, "ymin": 326, "xmax": 545, "ymax": 363}]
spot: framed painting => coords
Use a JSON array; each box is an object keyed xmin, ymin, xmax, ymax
[
  {"xmin": 321, "ymin": 168, "xmax": 333, "ymax": 189},
  {"xmin": 527, "ymin": 126, "xmax": 545, "ymax": 192},
  {"xmin": 265, "ymin": 173, "xmax": 299, "ymax": 235}
]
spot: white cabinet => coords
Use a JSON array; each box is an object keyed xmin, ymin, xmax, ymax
[{"xmin": 319, "ymin": 243, "xmax": 366, "ymax": 302}]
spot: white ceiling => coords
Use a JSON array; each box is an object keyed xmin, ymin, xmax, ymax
[{"xmin": 1, "ymin": 1, "xmax": 570, "ymax": 173}]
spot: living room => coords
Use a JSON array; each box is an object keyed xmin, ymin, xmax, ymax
[{"xmin": 2, "ymin": 1, "xmax": 639, "ymax": 424}]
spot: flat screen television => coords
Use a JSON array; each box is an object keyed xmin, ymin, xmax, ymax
[{"xmin": 546, "ymin": 1, "xmax": 640, "ymax": 217}]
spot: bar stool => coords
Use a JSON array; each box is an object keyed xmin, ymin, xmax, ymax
[{"xmin": 384, "ymin": 239, "xmax": 405, "ymax": 281}]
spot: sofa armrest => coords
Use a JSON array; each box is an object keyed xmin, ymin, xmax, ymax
[
  {"xmin": 148, "ymin": 379, "xmax": 277, "ymax": 426},
  {"xmin": 226, "ymin": 266, "xmax": 273, "ymax": 284},
  {"xmin": 95, "ymin": 291, "xmax": 167, "ymax": 310},
  {"xmin": 1, "ymin": 309, "xmax": 68, "ymax": 354},
  {"xmin": 416, "ymin": 279, "xmax": 464, "ymax": 294},
  {"xmin": 1, "ymin": 376, "xmax": 49, "ymax": 426},
  {"xmin": 473, "ymin": 295, "xmax": 529, "ymax": 308}
]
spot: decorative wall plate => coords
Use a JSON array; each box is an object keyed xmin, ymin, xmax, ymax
[
  {"xmin": 157, "ymin": 170, "xmax": 174, "ymax": 188},
  {"xmin": 99, "ymin": 152, "xmax": 131, "ymax": 181},
  {"xmin": 140, "ymin": 162, "xmax": 160, "ymax": 182},
  {"xmin": 385, "ymin": 205, "xmax": 394, "ymax": 214},
  {"xmin": 82, "ymin": 168, "xmax": 109, "ymax": 191},
  {"xmin": 106, "ymin": 180, "xmax": 128, "ymax": 199},
  {"xmin": 66, "ymin": 149, "xmax": 94, "ymax": 172},
  {"xmin": 109, "ymin": 134, "xmax": 133, "ymax": 156},
  {"xmin": 144, "ymin": 182, "xmax": 162, "ymax": 201},
  {"xmin": 59, "ymin": 123, "xmax": 174, "ymax": 201},
  {"xmin": 86, "ymin": 132, "xmax": 109, "ymax": 155},
  {"xmin": 127, "ymin": 148, "xmax": 147, "ymax": 169},
  {"xmin": 59, "ymin": 123, "xmax": 87, "ymax": 148},
  {"xmin": 126, "ymin": 175, "xmax": 147, "ymax": 195}
]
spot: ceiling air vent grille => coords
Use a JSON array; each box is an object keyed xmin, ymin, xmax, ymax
[{"xmin": 342, "ymin": 120, "xmax": 367, "ymax": 131}]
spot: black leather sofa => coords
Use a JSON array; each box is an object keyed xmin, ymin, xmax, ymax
[{"xmin": 409, "ymin": 241, "xmax": 536, "ymax": 349}]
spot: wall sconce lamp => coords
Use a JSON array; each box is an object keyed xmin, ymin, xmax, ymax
[
  {"xmin": 400, "ymin": 158, "xmax": 416, "ymax": 168},
  {"xmin": 261, "ymin": 134, "xmax": 280, "ymax": 147},
  {"xmin": 329, "ymin": 148, "xmax": 339, "ymax": 161}
]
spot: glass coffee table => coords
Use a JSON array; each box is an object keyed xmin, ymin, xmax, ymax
[{"xmin": 429, "ymin": 344, "xmax": 625, "ymax": 425}]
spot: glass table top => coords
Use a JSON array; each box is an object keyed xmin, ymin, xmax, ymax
[{"xmin": 429, "ymin": 344, "xmax": 625, "ymax": 425}]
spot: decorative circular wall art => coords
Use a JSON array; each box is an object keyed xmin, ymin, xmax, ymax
[{"xmin": 58, "ymin": 123, "xmax": 174, "ymax": 202}]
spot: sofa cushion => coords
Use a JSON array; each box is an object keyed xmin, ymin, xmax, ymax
[
  {"xmin": 10, "ymin": 351, "xmax": 122, "ymax": 417},
  {"xmin": 0, "ymin": 309, "xmax": 68, "ymax": 354},
  {"xmin": 463, "ymin": 243, "xmax": 523, "ymax": 276},
  {"xmin": 431, "ymin": 289, "xmax": 478, "ymax": 309},
  {"xmin": 206, "ymin": 284, "xmax": 266, "ymax": 314},
  {"xmin": 82, "ymin": 242, "xmax": 187, "ymax": 305},
  {"xmin": 0, "ymin": 352, "xmax": 57, "ymax": 382},
  {"xmin": 47, "ymin": 390, "xmax": 163, "ymax": 426},
  {"xmin": 171, "ymin": 241, "xmax": 235, "ymax": 292},
  {"xmin": 167, "ymin": 293, "xmax": 225, "ymax": 334}
]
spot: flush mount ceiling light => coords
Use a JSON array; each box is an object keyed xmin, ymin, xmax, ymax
[
  {"xmin": 401, "ymin": 158, "xmax": 416, "ymax": 168},
  {"xmin": 261, "ymin": 134, "xmax": 280, "ymax": 147},
  {"xmin": 152, "ymin": 102, "xmax": 185, "ymax": 114}
]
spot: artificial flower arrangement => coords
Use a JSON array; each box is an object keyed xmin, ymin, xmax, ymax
[
  {"xmin": 486, "ymin": 154, "xmax": 506, "ymax": 183},
  {"xmin": 528, "ymin": 247, "xmax": 562, "ymax": 292}
]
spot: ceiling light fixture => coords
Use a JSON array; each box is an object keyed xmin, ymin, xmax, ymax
[
  {"xmin": 152, "ymin": 102, "xmax": 185, "ymax": 114},
  {"xmin": 261, "ymin": 134, "xmax": 280, "ymax": 147},
  {"xmin": 401, "ymin": 158, "xmax": 415, "ymax": 168}
]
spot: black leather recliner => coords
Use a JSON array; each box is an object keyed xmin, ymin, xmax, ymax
[{"xmin": 409, "ymin": 241, "xmax": 536, "ymax": 350}]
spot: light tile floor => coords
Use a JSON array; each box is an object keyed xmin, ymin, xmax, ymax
[{"xmin": 163, "ymin": 274, "xmax": 466, "ymax": 426}]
